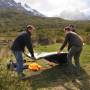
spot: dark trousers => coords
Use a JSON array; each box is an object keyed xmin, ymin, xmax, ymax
[{"xmin": 67, "ymin": 46, "xmax": 82, "ymax": 73}]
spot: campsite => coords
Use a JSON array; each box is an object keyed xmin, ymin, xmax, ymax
[
  {"xmin": 0, "ymin": 43, "xmax": 90, "ymax": 90},
  {"xmin": 0, "ymin": 0, "xmax": 90, "ymax": 90}
]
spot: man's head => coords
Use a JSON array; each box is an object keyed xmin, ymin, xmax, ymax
[
  {"xmin": 26, "ymin": 25, "xmax": 35, "ymax": 34},
  {"xmin": 64, "ymin": 26, "xmax": 71, "ymax": 34},
  {"xmin": 69, "ymin": 24, "xmax": 76, "ymax": 32}
]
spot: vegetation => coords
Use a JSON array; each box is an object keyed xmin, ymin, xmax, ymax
[
  {"xmin": 0, "ymin": 8, "xmax": 90, "ymax": 90},
  {"xmin": 0, "ymin": 8, "xmax": 90, "ymax": 44},
  {"xmin": 0, "ymin": 44, "xmax": 90, "ymax": 90}
]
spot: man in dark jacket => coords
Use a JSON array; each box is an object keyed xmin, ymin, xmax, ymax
[
  {"xmin": 59, "ymin": 26, "xmax": 83, "ymax": 75},
  {"xmin": 11, "ymin": 25, "xmax": 35, "ymax": 79}
]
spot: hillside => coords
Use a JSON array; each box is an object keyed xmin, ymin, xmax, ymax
[
  {"xmin": 0, "ymin": 7, "xmax": 90, "ymax": 31},
  {"xmin": 0, "ymin": 0, "xmax": 90, "ymax": 38},
  {"xmin": 0, "ymin": 8, "xmax": 64, "ymax": 32},
  {"xmin": 0, "ymin": 8, "xmax": 90, "ymax": 44}
]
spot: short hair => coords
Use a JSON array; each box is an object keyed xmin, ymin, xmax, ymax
[
  {"xmin": 69, "ymin": 24, "xmax": 74, "ymax": 28},
  {"xmin": 26, "ymin": 25, "xmax": 35, "ymax": 30},
  {"xmin": 64, "ymin": 26, "xmax": 71, "ymax": 31}
]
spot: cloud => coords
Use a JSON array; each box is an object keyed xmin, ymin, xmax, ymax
[
  {"xmin": 15, "ymin": 0, "xmax": 53, "ymax": 15},
  {"xmin": 60, "ymin": 9, "xmax": 88, "ymax": 20},
  {"xmin": 14, "ymin": 0, "xmax": 90, "ymax": 19}
]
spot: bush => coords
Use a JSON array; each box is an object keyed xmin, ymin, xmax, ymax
[{"xmin": 86, "ymin": 34, "xmax": 90, "ymax": 44}]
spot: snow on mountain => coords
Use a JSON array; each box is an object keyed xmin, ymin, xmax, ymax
[
  {"xmin": 22, "ymin": 3, "xmax": 43, "ymax": 16},
  {"xmin": 23, "ymin": 3, "xmax": 34, "ymax": 12},
  {"xmin": 0, "ymin": 0, "xmax": 44, "ymax": 17}
]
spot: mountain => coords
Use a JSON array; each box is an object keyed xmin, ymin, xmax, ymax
[
  {"xmin": 23, "ymin": 3, "xmax": 44, "ymax": 16},
  {"xmin": 0, "ymin": 0, "xmax": 44, "ymax": 17}
]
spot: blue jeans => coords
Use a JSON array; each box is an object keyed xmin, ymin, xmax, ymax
[{"xmin": 12, "ymin": 51, "xmax": 24, "ymax": 74}]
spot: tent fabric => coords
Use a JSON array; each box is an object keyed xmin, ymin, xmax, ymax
[
  {"xmin": 28, "ymin": 52, "xmax": 68, "ymax": 64},
  {"xmin": 7, "ymin": 52, "xmax": 68, "ymax": 71},
  {"xmin": 44, "ymin": 53, "xmax": 67, "ymax": 64}
]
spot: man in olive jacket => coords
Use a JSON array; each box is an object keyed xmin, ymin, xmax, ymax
[
  {"xmin": 59, "ymin": 26, "xmax": 83, "ymax": 75},
  {"xmin": 11, "ymin": 25, "xmax": 35, "ymax": 79}
]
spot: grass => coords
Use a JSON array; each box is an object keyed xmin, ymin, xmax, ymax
[
  {"xmin": 0, "ymin": 44, "xmax": 90, "ymax": 90},
  {"xmin": 34, "ymin": 43, "xmax": 60, "ymax": 52}
]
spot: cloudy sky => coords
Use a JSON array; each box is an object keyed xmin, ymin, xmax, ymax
[{"xmin": 14, "ymin": 0, "xmax": 90, "ymax": 17}]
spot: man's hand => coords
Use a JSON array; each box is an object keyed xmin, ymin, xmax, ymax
[{"xmin": 31, "ymin": 57, "xmax": 36, "ymax": 60}]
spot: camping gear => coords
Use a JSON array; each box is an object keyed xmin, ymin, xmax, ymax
[
  {"xmin": 28, "ymin": 63, "xmax": 42, "ymax": 71},
  {"xmin": 7, "ymin": 52, "xmax": 68, "ymax": 71},
  {"xmin": 44, "ymin": 53, "xmax": 67, "ymax": 64},
  {"xmin": 27, "ymin": 52, "xmax": 68, "ymax": 64},
  {"xmin": 7, "ymin": 60, "xmax": 42, "ymax": 71},
  {"xmin": 7, "ymin": 60, "xmax": 17, "ymax": 71}
]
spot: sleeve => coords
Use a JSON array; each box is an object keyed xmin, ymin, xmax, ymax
[
  {"xmin": 26, "ymin": 35, "xmax": 34, "ymax": 57},
  {"xmin": 60, "ymin": 34, "xmax": 69, "ymax": 51}
]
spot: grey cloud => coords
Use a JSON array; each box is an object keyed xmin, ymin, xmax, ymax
[{"xmin": 59, "ymin": 9, "xmax": 88, "ymax": 20}]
